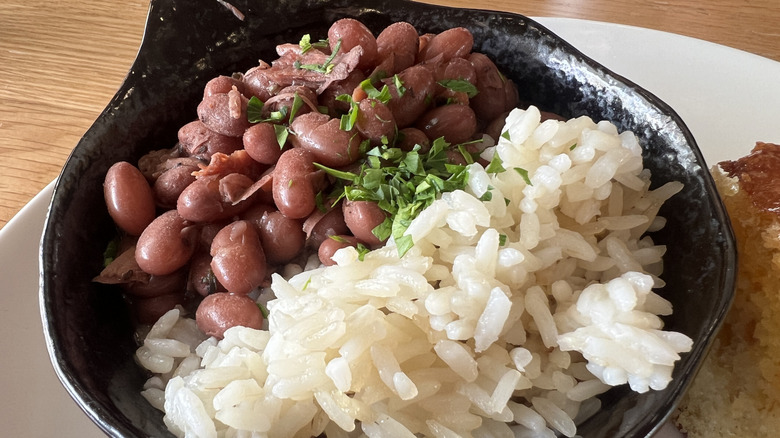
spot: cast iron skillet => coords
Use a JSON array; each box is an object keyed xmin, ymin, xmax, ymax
[{"xmin": 40, "ymin": 0, "xmax": 736, "ymax": 436}]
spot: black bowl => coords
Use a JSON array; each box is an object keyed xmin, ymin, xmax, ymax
[{"xmin": 40, "ymin": 0, "xmax": 736, "ymax": 436}]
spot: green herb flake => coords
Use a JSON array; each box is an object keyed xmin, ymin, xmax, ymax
[
  {"xmin": 457, "ymin": 143, "xmax": 475, "ymax": 164},
  {"xmin": 299, "ymin": 34, "xmax": 329, "ymax": 54},
  {"xmin": 372, "ymin": 217, "xmax": 393, "ymax": 242},
  {"xmin": 288, "ymin": 92, "xmax": 304, "ymax": 123},
  {"xmin": 336, "ymin": 93, "xmax": 360, "ymax": 131},
  {"xmin": 485, "ymin": 153, "xmax": 506, "ymax": 174},
  {"xmin": 299, "ymin": 34, "xmax": 312, "ymax": 53},
  {"xmin": 247, "ymin": 96, "xmax": 265, "ymax": 123},
  {"xmin": 257, "ymin": 302, "xmax": 270, "ymax": 319},
  {"xmin": 499, "ymin": 234, "xmax": 508, "ymax": 246},
  {"xmin": 273, "ymin": 124, "xmax": 289, "ymax": 149},
  {"xmin": 479, "ymin": 191, "xmax": 493, "ymax": 202},
  {"xmin": 294, "ymin": 38, "xmax": 341, "ymax": 74},
  {"xmin": 313, "ymin": 162, "xmax": 358, "ymax": 182},
  {"xmin": 360, "ymin": 78, "xmax": 392, "ymax": 104},
  {"xmin": 356, "ymin": 243, "xmax": 370, "ymax": 261},
  {"xmin": 393, "ymin": 74, "xmax": 406, "ymax": 97},
  {"xmin": 395, "ymin": 234, "xmax": 415, "ymax": 258},
  {"xmin": 514, "ymin": 167, "xmax": 532, "ymax": 185},
  {"xmin": 437, "ymin": 79, "xmax": 479, "ymax": 98},
  {"xmin": 569, "ymin": 143, "xmax": 578, "ymax": 151},
  {"xmin": 329, "ymin": 235, "xmax": 350, "ymax": 244},
  {"xmin": 501, "ymin": 130, "xmax": 511, "ymax": 141},
  {"xmin": 301, "ymin": 276, "xmax": 312, "ymax": 291}
]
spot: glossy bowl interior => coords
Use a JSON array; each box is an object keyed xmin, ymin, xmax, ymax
[{"xmin": 40, "ymin": 0, "xmax": 736, "ymax": 436}]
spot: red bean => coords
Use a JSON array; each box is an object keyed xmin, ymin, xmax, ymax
[
  {"xmin": 197, "ymin": 91, "xmax": 251, "ymax": 137},
  {"xmin": 385, "ymin": 64, "xmax": 436, "ymax": 128},
  {"xmin": 436, "ymin": 57, "xmax": 477, "ymax": 85},
  {"xmin": 243, "ymin": 122, "xmax": 285, "ymax": 165},
  {"xmin": 241, "ymin": 63, "xmax": 275, "ymax": 102},
  {"xmin": 328, "ymin": 18, "xmax": 378, "ymax": 70},
  {"xmin": 355, "ymin": 98, "xmax": 396, "ymax": 145},
  {"xmin": 210, "ymin": 221, "xmax": 266, "ymax": 295},
  {"xmin": 135, "ymin": 210, "xmax": 197, "ymax": 276},
  {"xmin": 178, "ymin": 120, "xmax": 243, "ymax": 160},
  {"xmin": 416, "ymin": 104, "xmax": 477, "ymax": 145},
  {"xmin": 418, "ymin": 27, "xmax": 473, "ymax": 63},
  {"xmin": 318, "ymin": 235, "xmax": 361, "ymax": 266},
  {"xmin": 469, "ymin": 52, "xmax": 518, "ymax": 121},
  {"xmin": 104, "ymin": 161, "xmax": 157, "ymax": 236},
  {"xmin": 342, "ymin": 200, "xmax": 388, "ymax": 247},
  {"xmin": 177, "ymin": 174, "xmax": 252, "ymax": 223},
  {"xmin": 289, "ymin": 112, "xmax": 363, "ymax": 167},
  {"xmin": 396, "ymin": 127, "xmax": 431, "ymax": 153},
  {"xmin": 188, "ymin": 251, "xmax": 224, "ymax": 297},
  {"xmin": 272, "ymin": 148, "xmax": 318, "ymax": 219},
  {"xmin": 154, "ymin": 163, "xmax": 199, "ymax": 209},
  {"xmin": 256, "ymin": 210, "xmax": 305, "ymax": 265},
  {"xmin": 195, "ymin": 293, "xmax": 264, "ymax": 339},
  {"xmin": 240, "ymin": 203, "xmax": 275, "ymax": 229},
  {"xmin": 376, "ymin": 22, "xmax": 419, "ymax": 74},
  {"xmin": 203, "ymin": 75, "xmax": 246, "ymax": 98},
  {"xmin": 302, "ymin": 201, "xmax": 350, "ymax": 249}
]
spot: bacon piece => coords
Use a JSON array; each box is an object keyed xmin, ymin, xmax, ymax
[{"xmin": 194, "ymin": 149, "xmax": 266, "ymax": 180}]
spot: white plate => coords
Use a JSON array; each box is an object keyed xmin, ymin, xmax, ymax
[{"xmin": 2, "ymin": 18, "xmax": 779, "ymax": 437}]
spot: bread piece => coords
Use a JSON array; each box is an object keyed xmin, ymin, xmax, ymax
[{"xmin": 676, "ymin": 144, "xmax": 780, "ymax": 437}]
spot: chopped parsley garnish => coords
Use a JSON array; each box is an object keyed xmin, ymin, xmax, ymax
[
  {"xmin": 359, "ymin": 78, "xmax": 392, "ymax": 104},
  {"xmin": 356, "ymin": 243, "xmax": 370, "ymax": 261},
  {"xmin": 273, "ymin": 124, "xmax": 289, "ymax": 148},
  {"xmin": 288, "ymin": 92, "xmax": 304, "ymax": 123},
  {"xmin": 335, "ymin": 94, "xmax": 359, "ymax": 131},
  {"xmin": 514, "ymin": 167, "xmax": 532, "ymax": 185},
  {"xmin": 437, "ymin": 79, "xmax": 479, "ymax": 98},
  {"xmin": 499, "ymin": 234, "xmax": 508, "ymax": 246},
  {"xmin": 569, "ymin": 143, "xmax": 577, "ymax": 151},
  {"xmin": 247, "ymin": 96, "xmax": 265, "ymax": 123},
  {"xmin": 294, "ymin": 39, "xmax": 342, "ymax": 74},
  {"xmin": 485, "ymin": 153, "xmax": 506, "ymax": 174},
  {"xmin": 247, "ymin": 96, "xmax": 290, "ymax": 124},
  {"xmin": 315, "ymin": 136, "xmax": 470, "ymax": 257},
  {"xmin": 393, "ymin": 74, "xmax": 406, "ymax": 97},
  {"xmin": 501, "ymin": 130, "xmax": 511, "ymax": 141},
  {"xmin": 298, "ymin": 34, "xmax": 329, "ymax": 54},
  {"xmin": 257, "ymin": 302, "xmax": 270, "ymax": 319}
]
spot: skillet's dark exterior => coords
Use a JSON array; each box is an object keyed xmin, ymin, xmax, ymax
[{"xmin": 40, "ymin": 0, "xmax": 736, "ymax": 436}]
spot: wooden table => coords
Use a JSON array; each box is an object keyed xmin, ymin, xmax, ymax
[{"xmin": 1, "ymin": 0, "xmax": 779, "ymax": 230}]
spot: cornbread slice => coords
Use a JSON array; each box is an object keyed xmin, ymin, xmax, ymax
[{"xmin": 676, "ymin": 142, "xmax": 780, "ymax": 437}]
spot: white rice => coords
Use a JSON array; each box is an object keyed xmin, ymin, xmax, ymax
[{"xmin": 136, "ymin": 106, "xmax": 691, "ymax": 437}]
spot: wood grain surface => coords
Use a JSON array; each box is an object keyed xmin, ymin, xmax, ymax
[{"xmin": 1, "ymin": 0, "xmax": 779, "ymax": 230}]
